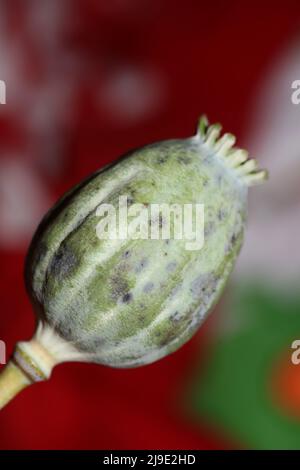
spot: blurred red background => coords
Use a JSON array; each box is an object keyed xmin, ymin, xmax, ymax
[{"xmin": 0, "ymin": 1, "xmax": 300, "ymax": 449}]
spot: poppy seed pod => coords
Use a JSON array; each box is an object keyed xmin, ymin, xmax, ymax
[{"xmin": 0, "ymin": 116, "xmax": 267, "ymax": 409}]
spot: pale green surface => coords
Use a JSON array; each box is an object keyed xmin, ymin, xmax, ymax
[{"xmin": 26, "ymin": 131, "xmax": 248, "ymax": 368}]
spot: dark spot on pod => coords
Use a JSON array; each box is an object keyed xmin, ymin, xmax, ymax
[
  {"xmin": 110, "ymin": 274, "xmax": 130, "ymax": 300},
  {"xmin": 92, "ymin": 337, "xmax": 106, "ymax": 348},
  {"xmin": 122, "ymin": 292, "xmax": 132, "ymax": 303},
  {"xmin": 135, "ymin": 258, "xmax": 148, "ymax": 273},
  {"xmin": 127, "ymin": 197, "xmax": 134, "ymax": 206},
  {"xmin": 225, "ymin": 232, "xmax": 239, "ymax": 254},
  {"xmin": 190, "ymin": 273, "xmax": 218, "ymax": 299},
  {"xmin": 123, "ymin": 250, "xmax": 131, "ymax": 258},
  {"xmin": 218, "ymin": 209, "xmax": 226, "ymax": 221},
  {"xmin": 170, "ymin": 283, "xmax": 182, "ymax": 297},
  {"xmin": 170, "ymin": 311, "xmax": 181, "ymax": 323},
  {"xmin": 204, "ymin": 221, "xmax": 215, "ymax": 237},
  {"xmin": 177, "ymin": 155, "xmax": 192, "ymax": 164},
  {"xmin": 65, "ymin": 326, "xmax": 72, "ymax": 336},
  {"xmin": 49, "ymin": 245, "xmax": 77, "ymax": 280},
  {"xmin": 158, "ymin": 329, "xmax": 178, "ymax": 347},
  {"xmin": 166, "ymin": 261, "xmax": 177, "ymax": 272},
  {"xmin": 231, "ymin": 233, "xmax": 237, "ymax": 244},
  {"xmin": 157, "ymin": 156, "xmax": 167, "ymax": 164},
  {"xmin": 143, "ymin": 282, "xmax": 154, "ymax": 293},
  {"xmin": 33, "ymin": 241, "xmax": 48, "ymax": 267}
]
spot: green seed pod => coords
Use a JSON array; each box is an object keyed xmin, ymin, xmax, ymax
[{"xmin": 0, "ymin": 116, "xmax": 267, "ymax": 408}]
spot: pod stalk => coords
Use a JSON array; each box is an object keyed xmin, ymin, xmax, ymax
[
  {"xmin": 0, "ymin": 331, "xmax": 58, "ymax": 410},
  {"xmin": 0, "ymin": 323, "xmax": 87, "ymax": 410},
  {"xmin": 0, "ymin": 361, "xmax": 31, "ymax": 410}
]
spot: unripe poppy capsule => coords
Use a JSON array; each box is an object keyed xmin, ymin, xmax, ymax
[{"xmin": 0, "ymin": 116, "xmax": 267, "ymax": 409}]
